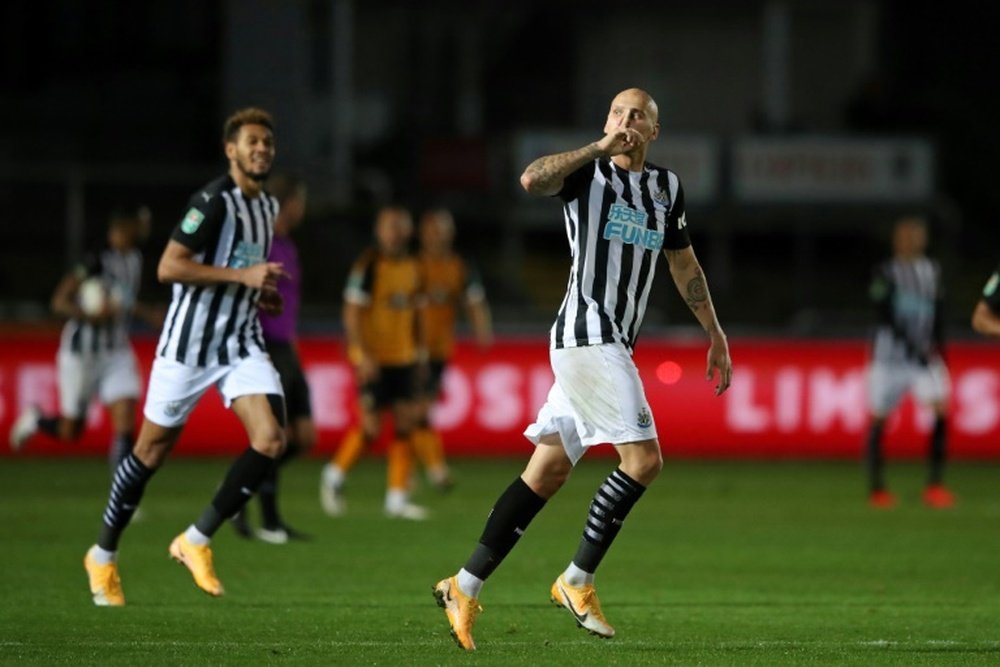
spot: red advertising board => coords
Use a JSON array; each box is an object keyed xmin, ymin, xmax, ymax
[{"xmin": 2, "ymin": 333, "xmax": 999, "ymax": 459}]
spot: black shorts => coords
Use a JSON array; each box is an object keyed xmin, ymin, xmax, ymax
[
  {"xmin": 360, "ymin": 364, "xmax": 419, "ymax": 410},
  {"xmin": 421, "ymin": 360, "xmax": 447, "ymax": 398},
  {"xmin": 266, "ymin": 340, "xmax": 312, "ymax": 420}
]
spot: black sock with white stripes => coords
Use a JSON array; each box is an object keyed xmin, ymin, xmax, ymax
[
  {"xmin": 194, "ymin": 448, "xmax": 274, "ymax": 538},
  {"xmin": 97, "ymin": 453, "xmax": 155, "ymax": 551},
  {"xmin": 928, "ymin": 416, "xmax": 948, "ymax": 485},
  {"xmin": 108, "ymin": 432, "xmax": 134, "ymax": 478},
  {"xmin": 463, "ymin": 477, "xmax": 547, "ymax": 580},
  {"xmin": 572, "ymin": 468, "xmax": 646, "ymax": 574}
]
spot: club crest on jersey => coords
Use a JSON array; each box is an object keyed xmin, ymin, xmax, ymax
[
  {"xmin": 228, "ymin": 241, "xmax": 264, "ymax": 268},
  {"xmin": 653, "ymin": 189, "xmax": 670, "ymax": 205},
  {"xmin": 181, "ymin": 208, "xmax": 205, "ymax": 234},
  {"xmin": 605, "ymin": 204, "xmax": 663, "ymax": 251},
  {"xmin": 637, "ymin": 407, "xmax": 652, "ymax": 428}
]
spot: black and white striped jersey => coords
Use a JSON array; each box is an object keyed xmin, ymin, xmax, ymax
[
  {"xmin": 869, "ymin": 256, "xmax": 944, "ymax": 364},
  {"xmin": 60, "ymin": 248, "xmax": 143, "ymax": 356},
  {"xmin": 550, "ymin": 158, "xmax": 690, "ymax": 351},
  {"xmin": 156, "ymin": 174, "xmax": 277, "ymax": 367}
]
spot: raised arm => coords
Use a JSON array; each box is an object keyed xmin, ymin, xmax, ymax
[
  {"xmin": 519, "ymin": 127, "xmax": 646, "ymax": 197},
  {"xmin": 664, "ymin": 246, "xmax": 732, "ymax": 395}
]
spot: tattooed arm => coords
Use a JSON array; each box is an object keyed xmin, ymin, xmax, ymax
[
  {"xmin": 519, "ymin": 127, "xmax": 646, "ymax": 196},
  {"xmin": 665, "ymin": 246, "xmax": 733, "ymax": 395}
]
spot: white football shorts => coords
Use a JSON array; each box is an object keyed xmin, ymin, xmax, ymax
[
  {"xmin": 58, "ymin": 347, "xmax": 141, "ymax": 419},
  {"xmin": 524, "ymin": 343, "xmax": 657, "ymax": 465},
  {"xmin": 143, "ymin": 352, "xmax": 283, "ymax": 428},
  {"xmin": 868, "ymin": 357, "xmax": 950, "ymax": 417}
]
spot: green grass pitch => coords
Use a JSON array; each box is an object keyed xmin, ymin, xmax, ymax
[{"xmin": 2, "ymin": 456, "xmax": 1000, "ymax": 665}]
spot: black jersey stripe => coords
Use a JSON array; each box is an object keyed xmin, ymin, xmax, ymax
[
  {"xmin": 197, "ymin": 286, "xmax": 228, "ymax": 366},
  {"xmin": 627, "ymin": 168, "xmax": 662, "ymax": 348},
  {"xmin": 236, "ymin": 193, "xmax": 265, "ymax": 359},
  {"xmin": 216, "ymin": 193, "xmax": 249, "ymax": 365},
  {"xmin": 552, "ymin": 198, "xmax": 580, "ymax": 349},
  {"xmin": 174, "ymin": 286, "xmax": 205, "ymax": 362},
  {"xmin": 612, "ymin": 170, "xmax": 642, "ymax": 345},
  {"xmin": 571, "ymin": 171, "xmax": 596, "ymax": 345},
  {"xmin": 591, "ymin": 159, "xmax": 617, "ymax": 344}
]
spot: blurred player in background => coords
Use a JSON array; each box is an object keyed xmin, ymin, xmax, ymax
[
  {"xmin": 411, "ymin": 208, "xmax": 493, "ymax": 491},
  {"xmin": 864, "ymin": 215, "xmax": 953, "ymax": 509},
  {"xmin": 230, "ymin": 173, "xmax": 314, "ymax": 544},
  {"xmin": 433, "ymin": 88, "xmax": 732, "ymax": 650},
  {"xmin": 972, "ymin": 264, "xmax": 1000, "ymax": 337},
  {"xmin": 9, "ymin": 206, "xmax": 162, "ymax": 475},
  {"xmin": 319, "ymin": 206, "xmax": 429, "ymax": 520},
  {"xmin": 83, "ymin": 107, "xmax": 290, "ymax": 606}
]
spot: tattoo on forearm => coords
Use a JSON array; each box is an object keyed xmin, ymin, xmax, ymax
[
  {"xmin": 524, "ymin": 143, "xmax": 602, "ymax": 191},
  {"xmin": 685, "ymin": 268, "xmax": 708, "ymax": 311}
]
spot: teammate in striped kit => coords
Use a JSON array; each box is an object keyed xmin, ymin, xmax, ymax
[
  {"xmin": 83, "ymin": 108, "xmax": 290, "ymax": 606},
  {"xmin": 9, "ymin": 207, "xmax": 161, "ymax": 473},
  {"xmin": 864, "ymin": 216, "xmax": 954, "ymax": 509},
  {"xmin": 433, "ymin": 88, "xmax": 732, "ymax": 650}
]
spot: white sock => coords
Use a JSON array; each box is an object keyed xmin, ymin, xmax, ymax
[
  {"xmin": 385, "ymin": 489, "xmax": 408, "ymax": 511},
  {"xmin": 323, "ymin": 463, "xmax": 345, "ymax": 489},
  {"xmin": 456, "ymin": 568, "xmax": 484, "ymax": 598},
  {"xmin": 563, "ymin": 561, "xmax": 594, "ymax": 587},
  {"xmin": 90, "ymin": 545, "xmax": 117, "ymax": 565},
  {"xmin": 184, "ymin": 525, "xmax": 211, "ymax": 546}
]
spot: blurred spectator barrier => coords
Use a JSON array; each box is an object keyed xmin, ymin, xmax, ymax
[{"xmin": 2, "ymin": 334, "xmax": 996, "ymax": 459}]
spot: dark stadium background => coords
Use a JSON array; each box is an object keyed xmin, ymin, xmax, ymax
[
  {"xmin": 2, "ymin": 0, "xmax": 997, "ymax": 334},
  {"xmin": 6, "ymin": 5, "xmax": 1000, "ymax": 665}
]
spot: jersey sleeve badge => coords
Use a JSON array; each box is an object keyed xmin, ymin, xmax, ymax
[{"xmin": 181, "ymin": 208, "xmax": 206, "ymax": 234}]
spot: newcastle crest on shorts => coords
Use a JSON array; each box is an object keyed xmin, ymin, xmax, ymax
[{"xmin": 637, "ymin": 406, "xmax": 652, "ymax": 428}]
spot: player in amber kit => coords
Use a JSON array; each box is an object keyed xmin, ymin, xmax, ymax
[
  {"xmin": 319, "ymin": 206, "xmax": 429, "ymax": 520},
  {"xmin": 411, "ymin": 208, "xmax": 493, "ymax": 490}
]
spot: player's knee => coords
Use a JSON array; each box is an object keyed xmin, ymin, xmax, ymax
[
  {"xmin": 250, "ymin": 394, "xmax": 287, "ymax": 458},
  {"xmin": 251, "ymin": 430, "xmax": 286, "ymax": 458},
  {"xmin": 525, "ymin": 460, "xmax": 572, "ymax": 498},
  {"xmin": 622, "ymin": 447, "xmax": 663, "ymax": 486}
]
